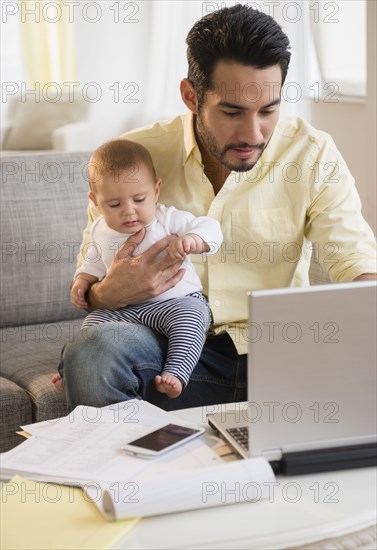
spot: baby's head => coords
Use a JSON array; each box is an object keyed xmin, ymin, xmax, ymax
[{"xmin": 88, "ymin": 139, "xmax": 161, "ymax": 234}]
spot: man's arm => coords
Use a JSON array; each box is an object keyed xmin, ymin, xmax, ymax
[
  {"xmin": 305, "ymin": 135, "xmax": 377, "ymax": 283},
  {"xmin": 86, "ymin": 230, "xmax": 185, "ymax": 311}
]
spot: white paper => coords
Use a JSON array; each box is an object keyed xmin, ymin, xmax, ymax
[
  {"xmin": 3, "ymin": 399, "xmax": 276, "ymax": 521},
  {"xmin": 1, "ymin": 400, "xmax": 219, "ymax": 484},
  {"xmin": 90, "ymin": 457, "xmax": 275, "ymax": 520}
]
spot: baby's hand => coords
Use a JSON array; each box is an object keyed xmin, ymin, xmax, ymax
[
  {"xmin": 167, "ymin": 235, "xmax": 199, "ymax": 260},
  {"xmin": 70, "ymin": 279, "xmax": 90, "ymax": 309}
]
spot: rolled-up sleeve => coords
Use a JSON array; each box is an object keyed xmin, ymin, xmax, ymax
[{"xmin": 305, "ymin": 135, "xmax": 376, "ymax": 282}]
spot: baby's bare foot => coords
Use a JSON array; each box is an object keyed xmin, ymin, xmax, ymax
[
  {"xmin": 51, "ymin": 373, "xmax": 63, "ymax": 392},
  {"xmin": 155, "ymin": 374, "xmax": 183, "ymax": 398}
]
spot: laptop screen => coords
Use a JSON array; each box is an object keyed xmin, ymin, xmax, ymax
[{"xmin": 247, "ymin": 282, "xmax": 377, "ymax": 461}]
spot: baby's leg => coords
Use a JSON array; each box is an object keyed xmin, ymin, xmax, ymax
[
  {"xmin": 155, "ymin": 374, "xmax": 183, "ymax": 398},
  {"xmin": 51, "ymin": 373, "xmax": 63, "ymax": 391},
  {"xmin": 80, "ymin": 306, "xmax": 140, "ymax": 328},
  {"xmin": 138, "ymin": 293, "xmax": 211, "ymax": 397}
]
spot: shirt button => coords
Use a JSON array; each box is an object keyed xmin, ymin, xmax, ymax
[{"xmin": 214, "ymin": 300, "xmax": 221, "ymax": 307}]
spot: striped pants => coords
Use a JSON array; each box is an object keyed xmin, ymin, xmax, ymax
[{"xmin": 81, "ymin": 292, "xmax": 212, "ymax": 387}]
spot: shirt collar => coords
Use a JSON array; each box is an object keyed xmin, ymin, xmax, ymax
[{"xmin": 182, "ymin": 111, "xmax": 201, "ymax": 166}]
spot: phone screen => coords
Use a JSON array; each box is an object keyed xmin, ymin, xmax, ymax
[{"xmin": 127, "ymin": 424, "xmax": 201, "ymax": 452}]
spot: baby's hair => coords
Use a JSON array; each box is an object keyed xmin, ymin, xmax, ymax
[{"xmin": 88, "ymin": 139, "xmax": 157, "ymax": 193}]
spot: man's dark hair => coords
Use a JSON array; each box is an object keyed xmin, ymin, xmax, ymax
[{"xmin": 186, "ymin": 4, "xmax": 291, "ymax": 106}]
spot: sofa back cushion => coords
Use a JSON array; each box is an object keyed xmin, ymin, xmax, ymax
[
  {"xmin": 2, "ymin": 96, "xmax": 88, "ymax": 151},
  {"xmin": 1, "ymin": 151, "xmax": 91, "ymax": 327}
]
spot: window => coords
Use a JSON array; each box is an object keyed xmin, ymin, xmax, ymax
[{"xmin": 309, "ymin": 0, "xmax": 366, "ymax": 98}]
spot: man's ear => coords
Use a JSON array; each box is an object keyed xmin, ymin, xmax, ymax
[
  {"xmin": 88, "ymin": 191, "xmax": 98, "ymax": 207},
  {"xmin": 180, "ymin": 79, "xmax": 198, "ymax": 114}
]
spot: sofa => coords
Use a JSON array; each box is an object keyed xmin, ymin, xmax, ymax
[
  {"xmin": 0, "ymin": 150, "xmax": 331, "ymax": 453},
  {"xmin": 0, "ymin": 151, "xmax": 90, "ymax": 452}
]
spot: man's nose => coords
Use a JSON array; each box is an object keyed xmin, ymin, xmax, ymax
[{"xmin": 237, "ymin": 116, "xmax": 263, "ymax": 145}]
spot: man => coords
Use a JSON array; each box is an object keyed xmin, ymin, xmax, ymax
[{"xmin": 58, "ymin": 4, "xmax": 376, "ymax": 410}]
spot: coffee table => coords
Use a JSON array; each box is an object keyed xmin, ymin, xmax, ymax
[{"xmin": 112, "ymin": 404, "xmax": 376, "ymax": 549}]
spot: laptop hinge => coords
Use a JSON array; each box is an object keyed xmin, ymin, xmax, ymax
[
  {"xmin": 261, "ymin": 448, "xmax": 282, "ymax": 461},
  {"xmin": 280, "ymin": 442, "xmax": 377, "ymax": 475}
]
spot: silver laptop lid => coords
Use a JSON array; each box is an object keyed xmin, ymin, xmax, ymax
[{"xmin": 247, "ymin": 282, "xmax": 377, "ymax": 461}]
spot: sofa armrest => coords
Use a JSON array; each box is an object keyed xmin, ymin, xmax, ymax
[
  {"xmin": 52, "ymin": 121, "xmax": 96, "ymax": 151},
  {"xmin": 1, "ymin": 123, "xmax": 12, "ymax": 149},
  {"xmin": 0, "ymin": 377, "xmax": 33, "ymax": 452}
]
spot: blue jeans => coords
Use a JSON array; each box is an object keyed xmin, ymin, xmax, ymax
[{"xmin": 58, "ymin": 323, "xmax": 247, "ymax": 411}]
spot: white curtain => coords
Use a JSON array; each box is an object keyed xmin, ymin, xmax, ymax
[
  {"xmin": 263, "ymin": 0, "xmax": 312, "ymax": 119},
  {"xmin": 20, "ymin": 0, "xmax": 77, "ymax": 86},
  {"xmin": 139, "ymin": 1, "xmax": 203, "ymax": 125}
]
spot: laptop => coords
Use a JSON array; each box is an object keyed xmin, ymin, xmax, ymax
[{"xmin": 208, "ymin": 281, "xmax": 377, "ymax": 474}]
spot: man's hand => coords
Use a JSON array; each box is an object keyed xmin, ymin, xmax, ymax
[
  {"xmin": 87, "ymin": 228, "xmax": 186, "ymax": 310},
  {"xmin": 353, "ymin": 273, "xmax": 377, "ymax": 281}
]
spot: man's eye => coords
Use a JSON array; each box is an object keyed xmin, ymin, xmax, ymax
[
  {"xmin": 260, "ymin": 110, "xmax": 275, "ymax": 116},
  {"xmin": 223, "ymin": 111, "xmax": 241, "ymax": 117}
]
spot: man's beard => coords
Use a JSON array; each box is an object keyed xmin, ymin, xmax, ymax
[{"xmin": 195, "ymin": 113, "xmax": 265, "ymax": 172}]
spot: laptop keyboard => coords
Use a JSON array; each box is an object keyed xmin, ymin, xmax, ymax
[{"xmin": 226, "ymin": 427, "xmax": 249, "ymax": 450}]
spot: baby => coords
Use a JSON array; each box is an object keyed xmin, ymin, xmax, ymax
[{"xmin": 52, "ymin": 139, "xmax": 223, "ymax": 398}]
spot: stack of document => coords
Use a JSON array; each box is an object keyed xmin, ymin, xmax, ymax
[{"xmin": 1, "ymin": 400, "xmax": 275, "ymax": 520}]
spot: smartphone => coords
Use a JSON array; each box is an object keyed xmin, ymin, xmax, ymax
[{"xmin": 121, "ymin": 423, "xmax": 205, "ymax": 458}]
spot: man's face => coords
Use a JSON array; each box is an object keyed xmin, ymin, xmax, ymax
[
  {"xmin": 89, "ymin": 164, "xmax": 160, "ymax": 234},
  {"xmin": 195, "ymin": 61, "xmax": 282, "ymax": 172}
]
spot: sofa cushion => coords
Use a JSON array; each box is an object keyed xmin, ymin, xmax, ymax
[
  {"xmin": 1, "ymin": 152, "xmax": 91, "ymax": 327},
  {"xmin": 0, "ymin": 319, "xmax": 81, "ymax": 423},
  {"xmin": 0, "ymin": 377, "xmax": 33, "ymax": 452}
]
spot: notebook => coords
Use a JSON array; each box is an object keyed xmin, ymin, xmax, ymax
[{"xmin": 208, "ymin": 281, "xmax": 377, "ymax": 474}]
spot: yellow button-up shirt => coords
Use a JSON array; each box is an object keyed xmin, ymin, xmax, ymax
[{"xmin": 80, "ymin": 113, "xmax": 376, "ymax": 354}]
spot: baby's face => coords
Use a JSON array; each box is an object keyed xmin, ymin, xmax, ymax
[{"xmin": 91, "ymin": 163, "xmax": 160, "ymax": 234}]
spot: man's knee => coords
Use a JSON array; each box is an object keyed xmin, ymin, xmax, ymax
[
  {"xmin": 60, "ymin": 322, "xmax": 166, "ymax": 375},
  {"xmin": 67, "ymin": 322, "xmax": 140, "ymax": 353},
  {"xmin": 58, "ymin": 324, "xmax": 143, "ymax": 407},
  {"xmin": 59, "ymin": 324, "xmax": 123, "ymax": 378}
]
